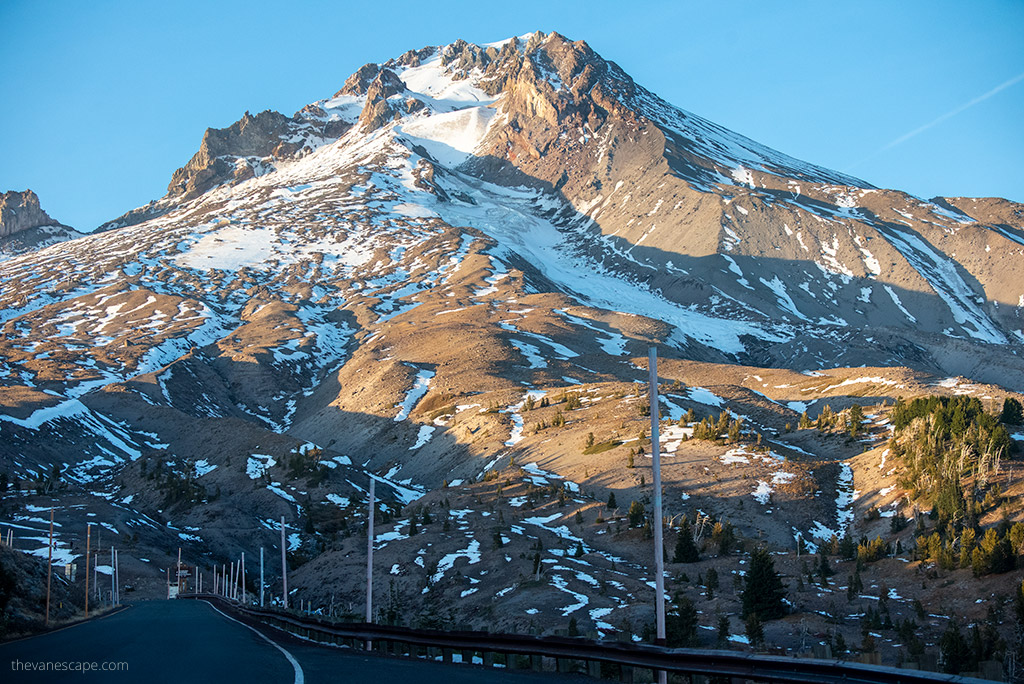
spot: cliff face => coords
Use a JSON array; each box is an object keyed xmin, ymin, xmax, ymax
[{"xmin": 0, "ymin": 190, "xmax": 58, "ymax": 238}]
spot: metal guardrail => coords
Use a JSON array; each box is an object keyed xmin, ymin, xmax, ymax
[{"xmin": 183, "ymin": 594, "xmax": 994, "ymax": 684}]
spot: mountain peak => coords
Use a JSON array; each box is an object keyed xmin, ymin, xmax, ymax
[
  {"xmin": 0, "ymin": 189, "xmax": 82, "ymax": 258},
  {"xmin": 0, "ymin": 189, "xmax": 59, "ymax": 238}
]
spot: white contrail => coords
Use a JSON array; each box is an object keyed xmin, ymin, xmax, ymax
[{"xmin": 849, "ymin": 70, "xmax": 1024, "ymax": 169}]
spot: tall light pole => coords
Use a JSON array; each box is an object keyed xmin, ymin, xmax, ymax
[
  {"xmin": 649, "ymin": 346, "xmax": 667, "ymax": 684},
  {"xmin": 366, "ymin": 477, "xmax": 375, "ymax": 625},
  {"xmin": 84, "ymin": 523, "xmax": 91, "ymax": 617},
  {"xmin": 280, "ymin": 517, "xmax": 288, "ymax": 609},
  {"xmin": 45, "ymin": 508, "xmax": 53, "ymax": 626}
]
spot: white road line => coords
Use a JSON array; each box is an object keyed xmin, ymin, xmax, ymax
[{"xmin": 202, "ymin": 600, "xmax": 304, "ymax": 684}]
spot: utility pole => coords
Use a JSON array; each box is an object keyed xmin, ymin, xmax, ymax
[
  {"xmin": 241, "ymin": 552, "xmax": 246, "ymax": 605},
  {"xmin": 45, "ymin": 508, "xmax": 53, "ymax": 626},
  {"xmin": 648, "ymin": 346, "xmax": 667, "ymax": 684},
  {"xmin": 177, "ymin": 547, "xmax": 182, "ymax": 594},
  {"xmin": 114, "ymin": 549, "xmax": 120, "ymax": 605},
  {"xmin": 84, "ymin": 523, "xmax": 91, "ymax": 617},
  {"xmin": 260, "ymin": 547, "xmax": 265, "ymax": 607},
  {"xmin": 110, "ymin": 547, "xmax": 115, "ymax": 606},
  {"xmin": 280, "ymin": 516, "xmax": 288, "ymax": 609},
  {"xmin": 366, "ymin": 476, "xmax": 375, "ymax": 650}
]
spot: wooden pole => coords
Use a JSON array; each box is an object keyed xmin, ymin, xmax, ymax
[
  {"xmin": 241, "ymin": 552, "xmax": 246, "ymax": 605},
  {"xmin": 45, "ymin": 508, "xmax": 54, "ymax": 626},
  {"xmin": 84, "ymin": 524, "xmax": 91, "ymax": 618},
  {"xmin": 260, "ymin": 547, "xmax": 265, "ymax": 607},
  {"xmin": 110, "ymin": 547, "xmax": 115, "ymax": 606},
  {"xmin": 114, "ymin": 549, "xmax": 119, "ymax": 605},
  {"xmin": 177, "ymin": 547, "xmax": 182, "ymax": 594},
  {"xmin": 280, "ymin": 516, "xmax": 288, "ymax": 609},
  {"xmin": 166, "ymin": 569, "xmax": 170, "ymax": 599},
  {"xmin": 648, "ymin": 346, "xmax": 667, "ymax": 684}
]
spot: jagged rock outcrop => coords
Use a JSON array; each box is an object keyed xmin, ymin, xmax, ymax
[
  {"xmin": 0, "ymin": 190, "xmax": 58, "ymax": 238},
  {"xmin": 166, "ymin": 108, "xmax": 354, "ymax": 202},
  {"xmin": 357, "ymin": 68, "xmax": 412, "ymax": 131},
  {"xmin": 167, "ymin": 110, "xmax": 297, "ymax": 199}
]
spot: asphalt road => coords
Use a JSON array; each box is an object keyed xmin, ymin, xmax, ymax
[{"xmin": 0, "ymin": 600, "xmax": 590, "ymax": 683}]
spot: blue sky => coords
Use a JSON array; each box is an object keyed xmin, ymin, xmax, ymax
[{"xmin": 1, "ymin": 0, "xmax": 1021, "ymax": 230}]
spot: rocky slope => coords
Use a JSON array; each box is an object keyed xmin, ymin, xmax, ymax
[
  {"xmin": 0, "ymin": 190, "xmax": 81, "ymax": 258},
  {"xmin": 1, "ymin": 31, "xmax": 1022, "ymax": 667}
]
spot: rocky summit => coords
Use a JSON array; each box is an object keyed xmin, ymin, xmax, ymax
[
  {"xmin": 1, "ymin": 32, "xmax": 1022, "ymax": 669},
  {"xmin": 0, "ymin": 189, "xmax": 82, "ymax": 258}
]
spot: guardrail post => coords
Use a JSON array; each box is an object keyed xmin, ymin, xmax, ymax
[
  {"xmin": 530, "ymin": 654, "xmax": 542, "ymax": 671},
  {"xmin": 483, "ymin": 651, "xmax": 494, "ymax": 668},
  {"xmin": 442, "ymin": 647, "xmax": 453, "ymax": 664},
  {"xmin": 587, "ymin": 659, "xmax": 601, "ymax": 678},
  {"xmin": 620, "ymin": 664, "xmax": 634, "ymax": 683}
]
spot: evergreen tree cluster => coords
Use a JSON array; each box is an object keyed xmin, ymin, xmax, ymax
[
  {"xmin": 691, "ymin": 412, "xmax": 745, "ymax": 443},
  {"xmin": 915, "ymin": 521, "xmax": 1022, "ymax": 575},
  {"xmin": 889, "ymin": 395, "xmax": 1010, "ymax": 526}
]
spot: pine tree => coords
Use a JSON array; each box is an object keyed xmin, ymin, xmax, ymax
[
  {"xmin": 745, "ymin": 613, "xmax": 765, "ymax": 648},
  {"xmin": 846, "ymin": 404, "xmax": 865, "ymax": 437},
  {"xmin": 665, "ymin": 593, "xmax": 699, "ymax": 647},
  {"xmin": 940, "ymin": 619, "xmax": 970, "ymax": 674},
  {"xmin": 706, "ymin": 566, "xmax": 719, "ymax": 596},
  {"xmin": 818, "ymin": 552, "xmax": 833, "ymax": 580},
  {"xmin": 741, "ymin": 546, "xmax": 787, "ymax": 620},
  {"xmin": 672, "ymin": 518, "xmax": 700, "ymax": 563},
  {"xmin": 717, "ymin": 615, "xmax": 730, "ymax": 646},
  {"xmin": 627, "ymin": 500, "xmax": 645, "ymax": 528},
  {"xmin": 607, "ymin": 492, "xmax": 618, "ymax": 510},
  {"xmin": 838, "ymin": 534, "xmax": 856, "ymax": 560},
  {"xmin": 1000, "ymin": 397, "xmax": 1023, "ymax": 425}
]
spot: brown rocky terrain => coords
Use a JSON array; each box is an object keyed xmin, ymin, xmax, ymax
[{"xmin": 1, "ymin": 31, "xmax": 1023, "ymax": 675}]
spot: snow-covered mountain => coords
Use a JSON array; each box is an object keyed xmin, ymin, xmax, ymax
[{"xmin": 2, "ymin": 32, "xmax": 1023, "ymax": 647}]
